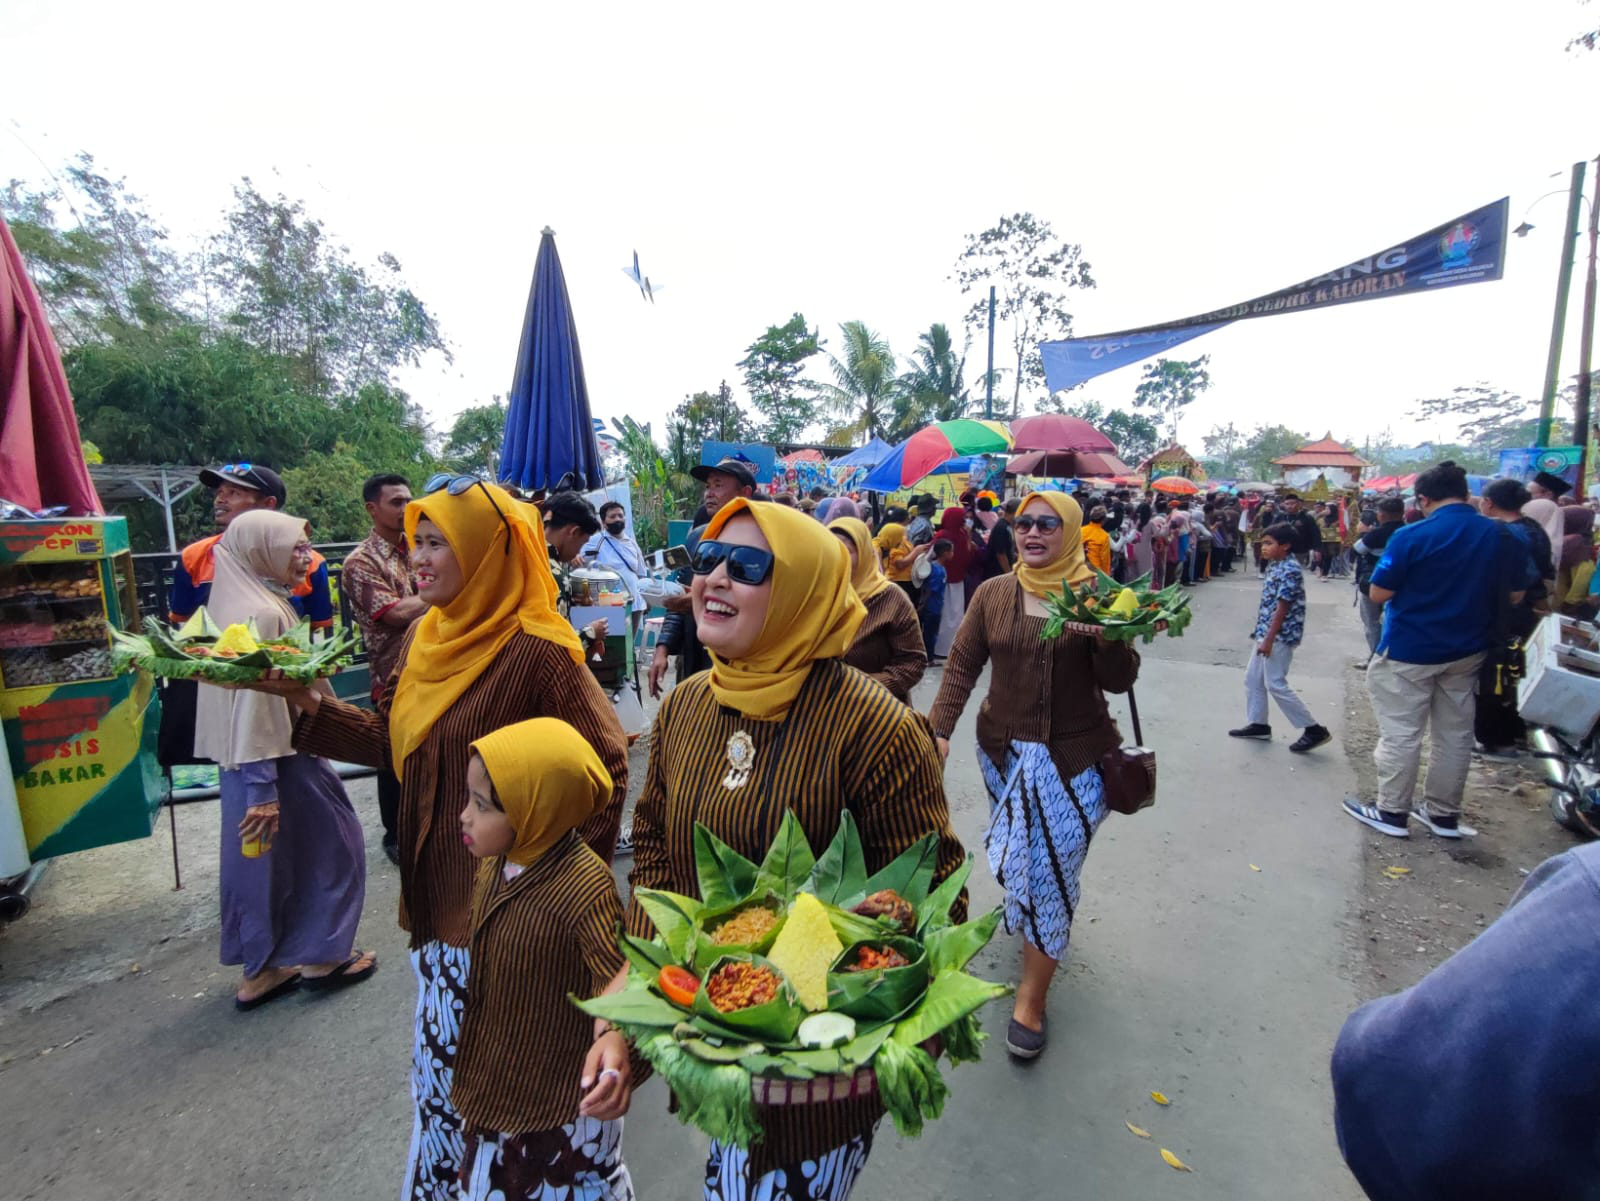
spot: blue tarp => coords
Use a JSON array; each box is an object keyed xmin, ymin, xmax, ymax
[
  {"xmin": 499, "ymin": 229, "xmax": 605, "ymax": 491},
  {"xmin": 831, "ymin": 437, "xmax": 895, "ymax": 469}
]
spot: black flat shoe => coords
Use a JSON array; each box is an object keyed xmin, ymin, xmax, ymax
[{"xmin": 1006, "ymin": 1016, "xmax": 1046, "ymax": 1059}]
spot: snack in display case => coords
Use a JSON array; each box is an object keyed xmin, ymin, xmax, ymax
[{"xmin": 0, "ymin": 560, "xmax": 115, "ymax": 689}]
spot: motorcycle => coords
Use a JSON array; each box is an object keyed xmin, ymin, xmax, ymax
[{"xmin": 1523, "ymin": 616, "xmax": 1600, "ymax": 840}]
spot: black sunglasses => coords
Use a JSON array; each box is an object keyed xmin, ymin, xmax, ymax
[
  {"xmin": 424, "ymin": 473, "xmax": 512, "ymax": 556},
  {"xmin": 1013, "ymin": 514, "xmax": 1065, "ymax": 533},
  {"xmin": 691, "ymin": 540, "xmax": 776, "ymax": 585}
]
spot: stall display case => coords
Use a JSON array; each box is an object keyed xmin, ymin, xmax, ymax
[{"xmin": 0, "ymin": 517, "xmax": 164, "ymax": 861}]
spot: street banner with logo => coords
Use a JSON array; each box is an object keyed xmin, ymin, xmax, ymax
[
  {"xmin": 1040, "ymin": 197, "xmax": 1510, "ymax": 393},
  {"xmin": 1497, "ymin": 446, "xmax": 1583, "ymax": 490}
]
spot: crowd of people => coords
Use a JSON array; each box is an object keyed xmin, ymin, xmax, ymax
[{"xmin": 158, "ymin": 450, "xmax": 1600, "ymax": 1199}]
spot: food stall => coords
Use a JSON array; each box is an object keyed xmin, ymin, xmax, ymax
[
  {"xmin": 0, "ymin": 516, "xmax": 164, "ymax": 866},
  {"xmin": 567, "ymin": 564, "xmax": 646, "ymax": 737}
]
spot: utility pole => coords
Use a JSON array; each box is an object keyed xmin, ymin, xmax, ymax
[
  {"xmin": 1537, "ymin": 161, "xmax": 1587, "ymax": 447},
  {"xmin": 984, "ymin": 286, "xmax": 997, "ymax": 421},
  {"xmin": 1574, "ymin": 155, "xmax": 1599, "ymax": 499}
]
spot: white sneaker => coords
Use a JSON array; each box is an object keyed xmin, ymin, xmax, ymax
[{"xmin": 1412, "ymin": 808, "xmax": 1477, "ymax": 839}]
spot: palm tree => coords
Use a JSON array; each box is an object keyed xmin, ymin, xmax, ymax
[
  {"xmin": 818, "ymin": 321, "xmax": 900, "ymax": 442},
  {"xmin": 899, "ymin": 324, "xmax": 970, "ymax": 425}
]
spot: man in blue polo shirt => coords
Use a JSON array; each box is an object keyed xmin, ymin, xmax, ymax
[{"xmin": 1343, "ymin": 461, "xmax": 1537, "ymax": 840}]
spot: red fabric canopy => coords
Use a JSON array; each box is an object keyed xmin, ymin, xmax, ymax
[
  {"xmin": 0, "ymin": 215, "xmax": 101, "ymax": 514},
  {"xmin": 1009, "ymin": 413, "xmax": 1116, "ymax": 454},
  {"xmin": 1007, "ymin": 449, "xmax": 1131, "ymax": 478}
]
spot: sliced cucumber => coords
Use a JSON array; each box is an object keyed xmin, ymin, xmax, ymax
[{"xmin": 798, "ymin": 1011, "xmax": 857, "ymax": 1050}]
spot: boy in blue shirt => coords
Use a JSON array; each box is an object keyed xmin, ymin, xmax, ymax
[
  {"xmin": 918, "ymin": 539, "xmax": 952, "ymax": 661},
  {"xmin": 1229, "ymin": 524, "xmax": 1331, "ymax": 752}
]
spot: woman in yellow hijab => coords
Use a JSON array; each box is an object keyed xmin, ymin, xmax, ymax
[
  {"xmin": 829, "ymin": 516, "xmax": 927, "ymax": 703},
  {"xmin": 929, "ymin": 489, "xmax": 1139, "ymax": 1063},
  {"xmin": 606, "ymin": 497, "xmax": 965, "ymax": 1196},
  {"xmin": 255, "ymin": 477, "xmax": 628, "ymax": 1198},
  {"xmin": 449, "ymin": 718, "xmax": 638, "ymax": 1201},
  {"xmin": 874, "ymin": 520, "xmax": 922, "ymax": 587}
]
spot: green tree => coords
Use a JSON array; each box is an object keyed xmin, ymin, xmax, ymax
[
  {"xmin": 1413, "ymin": 383, "xmax": 1571, "ymax": 469},
  {"xmin": 668, "ymin": 381, "xmax": 751, "ymax": 449},
  {"xmin": 898, "ymin": 323, "xmax": 970, "ymax": 426},
  {"xmin": 954, "ymin": 213, "xmax": 1094, "ymax": 419},
  {"xmin": 1201, "ymin": 422, "xmax": 1247, "ymax": 477},
  {"xmin": 612, "ymin": 415, "xmax": 695, "ymax": 551},
  {"xmin": 1241, "ymin": 424, "xmax": 1310, "ymax": 481},
  {"xmin": 210, "ymin": 179, "xmax": 450, "ymax": 396},
  {"xmin": 818, "ymin": 321, "xmax": 900, "ymax": 441},
  {"xmin": 441, "ymin": 400, "xmax": 508, "ymax": 473},
  {"xmin": 1132, "ymin": 355, "xmax": 1213, "ymax": 442},
  {"xmin": 3, "ymin": 154, "xmax": 191, "ymax": 344},
  {"xmin": 280, "ymin": 443, "xmax": 377, "ymax": 541},
  {"xmin": 738, "ymin": 314, "xmax": 822, "ymax": 443}
]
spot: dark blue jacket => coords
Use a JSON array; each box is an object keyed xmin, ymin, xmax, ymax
[{"xmin": 1332, "ymin": 843, "xmax": 1600, "ymax": 1200}]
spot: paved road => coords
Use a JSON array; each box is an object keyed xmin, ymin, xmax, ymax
[{"xmin": 0, "ymin": 571, "xmax": 1369, "ymax": 1200}]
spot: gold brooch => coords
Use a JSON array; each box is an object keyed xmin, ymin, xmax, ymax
[{"xmin": 723, "ymin": 730, "xmax": 755, "ymax": 790}]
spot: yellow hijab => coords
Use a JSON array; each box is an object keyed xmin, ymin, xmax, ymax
[
  {"xmin": 702, "ymin": 498, "xmax": 865, "ymax": 721},
  {"xmin": 1014, "ymin": 492, "xmax": 1095, "ymax": 598},
  {"xmin": 828, "ymin": 516, "xmax": 892, "ymax": 601},
  {"xmin": 874, "ymin": 522, "xmax": 909, "ymax": 557},
  {"xmin": 388, "ymin": 482, "xmax": 584, "ymax": 776},
  {"xmin": 470, "ymin": 718, "xmax": 612, "ymax": 867}
]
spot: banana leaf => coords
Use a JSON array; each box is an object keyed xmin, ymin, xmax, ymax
[
  {"xmin": 856, "ymin": 832, "xmax": 940, "ymax": 907},
  {"xmin": 692, "ymin": 954, "xmax": 804, "ymax": 1043},
  {"xmin": 619, "ymin": 931, "xmax": 675, "ymax": 978},
  {"xmin": 915, "ymin": 855, "xmax": 974, "ymax": 936},
  {"xmin": 631, "ymin": 888, "xmax": 703, "ymax": 960},
  {"xmin": 688, "ymin": 895, "xmax": 786, "ymax": 974},
  {"xmin": 806, "ymin": 810, "xmax": 867, "ymax": 905},
  {"xmin": 837, "ymin": 1022, "xmax": 894, "ymax": 1067},
  {"xmin": 874, "ymin": 1036, "xmax": 949, "ymax": 1138},
  {"xmin": 632, "ymin": 1029, "xmax": 762, "ymax": 1148},
  {"xmin": 174, "ymin": 607, "xmax": 222, "ymax": 642},
  {"xmin": 822, "ymin": 901, "xmax": 901, "ymax": 947},
  {"xmin": 923, "ymin": 908, "xmax": 1002, "ymax": 975},
  {"xmin": 942, "ymin": 1012, "xmax": 987, "ymax": 1066},
  {"xmin": 571, "ymin": 982, "xmax": 684, "ymax": 1030},
  {"xmin": 890, "ymin": 969, "xmax": 1011, "ymax": 1049},
  {"xmin": 783, "ymin": 1046, "xmax": 845, "ymax": 1074},
  {"xmin": 752, "ymin": 810, "xmax": 816, "ymax": 901},
  {"xmin": 693, "ymin": 823, "xmax": 759, "ymax": 910},
  {"xmin": 826, "ymin": 936, "xmax": 930, "ymax": 1021}
]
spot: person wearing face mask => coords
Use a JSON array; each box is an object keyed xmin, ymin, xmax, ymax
[
  {"xmin": 245, "ymin": 477, "xmax": 628, "ymax": 1201},
  {"xmin": 195, "ymin": 510, "xmax": 374, "ymax": 1011},
  {"xmin": 601, "ymin": 499, "xmax": 965, "ymax": 1200},
  {"xmin": 929, "ymin": 492, "xmax": 1140, "ymax": 1061},
  {"xmin": 582, "ymin": 501, "xmax": 649, "ymax": 641}
]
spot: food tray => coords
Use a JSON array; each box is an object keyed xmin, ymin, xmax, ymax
[
  {"xmin": 752, "ymin": 1066, "xmax": 877, "ymax": 1106},
  {"xmin": 1059, "ymin": 619, "xmax": 1169, "ymax": 639}
]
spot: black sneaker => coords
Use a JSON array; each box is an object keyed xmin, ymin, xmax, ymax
[
  {"xmin": 1289, "ymin": 725, "xmax": 1332, "ymax": 753},
  {"xmin": 1342, "ymin": 798, "xmax": 1409, "ymax": 837},
  {"xmin": 1228, "ymin": 723, "xmax": 1272, "ymax": 740},
  {"xmin": 1412, "ymin": 808, "xmax": 1478, "ymax": 839},
  {"xmin": 1006, "ymin": 1016, "xmax": 1047, "ymax": 1059},
  {"xmin": 1473, "ymin": 743, "xmax": 1521, "ymax": 763}
]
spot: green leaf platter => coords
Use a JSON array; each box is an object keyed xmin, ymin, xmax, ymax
[{"xmin": 573, "ymin": 811, "xmax": 1011, "ymax": 1147}]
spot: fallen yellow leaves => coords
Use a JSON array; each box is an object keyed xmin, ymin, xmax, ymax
[
  {"xmin": 1381, "ymin": 866, "xmax": 1412, "ymax": 880},
  {"xmin": 1161, "ymin": 1148, "xmax": 1194, "ymax": 1172},
  {"xmin": 1151, "ymin": 1090, "xmax": 1171, "ymax": 1105},
  {"xmin": 1125, "ymin": 1121, "xmax": 1151, "ymax": 1138},
  {"xmin": 1249, "ymin": 863, "xmax": 1262, "ymax": 872}
]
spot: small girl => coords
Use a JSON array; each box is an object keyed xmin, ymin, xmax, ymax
[{"xmin": 452, "ymin": 717, "xmax": 636, "ymax": 1201}]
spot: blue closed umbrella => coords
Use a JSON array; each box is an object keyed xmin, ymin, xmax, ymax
[{"xmin": 499, "ymin": 228, "xmax": 604, "ymax": 491}]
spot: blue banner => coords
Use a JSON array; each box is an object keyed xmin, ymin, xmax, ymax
[
  {"xmin": 700, "ymin": 441, "xmax": 778, "ymax": 484},
  {"xmin": 1040, "ymin": 197, "xmax": 1509, "ymax": 393}
]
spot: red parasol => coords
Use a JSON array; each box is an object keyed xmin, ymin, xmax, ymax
[
  {"xmin": 0, "ymin": 215, "xmax": 101, "ymax": 514},
  {"xmin": 1151, "ymin": 476, "xmax": 1200, "ymax": 496},
  {"xmin": 1006, "ymin": 449, "xmax": 1132, "ymax": 478},
  {"xmin": 1008, "ymin": 413, "xmax": 1117, "ymax": 454}
]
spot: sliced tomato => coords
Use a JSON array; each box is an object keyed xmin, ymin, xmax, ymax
[{"xmin": 658, "ymin": 964, "xmax": 700, "ymax": 1007}]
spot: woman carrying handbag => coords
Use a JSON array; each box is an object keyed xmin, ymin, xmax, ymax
[{"xmin": 929, "ymin": 492, "xmax": 1141, "ymax": 1061}]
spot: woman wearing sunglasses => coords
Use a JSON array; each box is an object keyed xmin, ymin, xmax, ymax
[
  {"xmin": 827, "ymin": 516, "xmax": 927, "ymax": 704},
  {"xmin": 929, "ymin": 492, "xmax": 1140, "ymax": 1062},
  {"xmin": 610, "ymin": 498, "xmax": 964, "ymax": 1199},
  {"xmin": 250, "ymin": 476, "xmax": 629, "ymax": 1201}
]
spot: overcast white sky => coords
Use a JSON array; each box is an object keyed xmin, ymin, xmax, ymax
[{"xmin": 4, "ymin": 0, "xmax": 1598, "ymax": 457}]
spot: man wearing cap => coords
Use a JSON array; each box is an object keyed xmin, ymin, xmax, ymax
[
  {"xmin": 169, "ymin": 463, "xmax": 335, "ymax": 630},
  {"xmin": 1529, "ymin": 470, "xmax": 1573, "ymax": 503},
  {"xmin": 649, "ymin": 458, "xmax": 756, "ymax": 698},
  {"xmin": 158, "ymin": 463, "xmax": 336, "ymax": 771}
]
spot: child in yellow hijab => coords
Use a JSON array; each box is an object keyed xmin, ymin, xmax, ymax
[
  {"xmin": 452, "ymin": 718, "xmax": 636, "ymax": 1200},
  {"xmin": 874, "ymin": 521, "xmax": 918, "ymax": 583}
]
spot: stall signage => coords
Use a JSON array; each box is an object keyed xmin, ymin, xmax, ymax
[
  {"xmin": 0, "ymin": 522, "xmax": 104, "ymax": 556},
  {"xmin": 15, "ymin": 694, "xmax": 114, "ymax": 773}
]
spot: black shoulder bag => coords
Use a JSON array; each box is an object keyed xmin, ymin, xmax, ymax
[{"xmin": 1099, "ymin": 686, "xmax": 1156, "ymax": 815}]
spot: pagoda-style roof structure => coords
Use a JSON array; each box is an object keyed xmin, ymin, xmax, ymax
[{"xmin": 1272, "ymin": 435, "xmax": 1372, "ymax": 470}]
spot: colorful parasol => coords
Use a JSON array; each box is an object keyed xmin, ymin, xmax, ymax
[
  {"xmin": 1151, "ymin": 475, "xmax": 1201, "ymax": 496},
  {"xmin": 861, "ymin": 420, "xmax": 1013, "ymax": 492}
]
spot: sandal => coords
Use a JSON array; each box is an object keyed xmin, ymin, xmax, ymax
[
  {"xmin": 300, "ymin": 951, "xmax": 378, "ymax": 992},
  {"xmin": 234, "ymin": 972, "xmax": 302, "ymax": 1012}
]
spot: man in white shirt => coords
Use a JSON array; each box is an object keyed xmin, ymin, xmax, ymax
[{"xmin": 583, "ymin": 499, "xmax": 649, "ymax": 637}]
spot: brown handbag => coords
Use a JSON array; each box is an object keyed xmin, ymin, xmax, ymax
[{"xmin": 1099, "ymin": 686, "xmax": 1156, "ymax": 815}]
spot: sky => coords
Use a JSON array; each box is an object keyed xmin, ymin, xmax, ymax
[{"xmin": 3, "ymin": 0, "xmax": 1598, "ymax": 461}]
